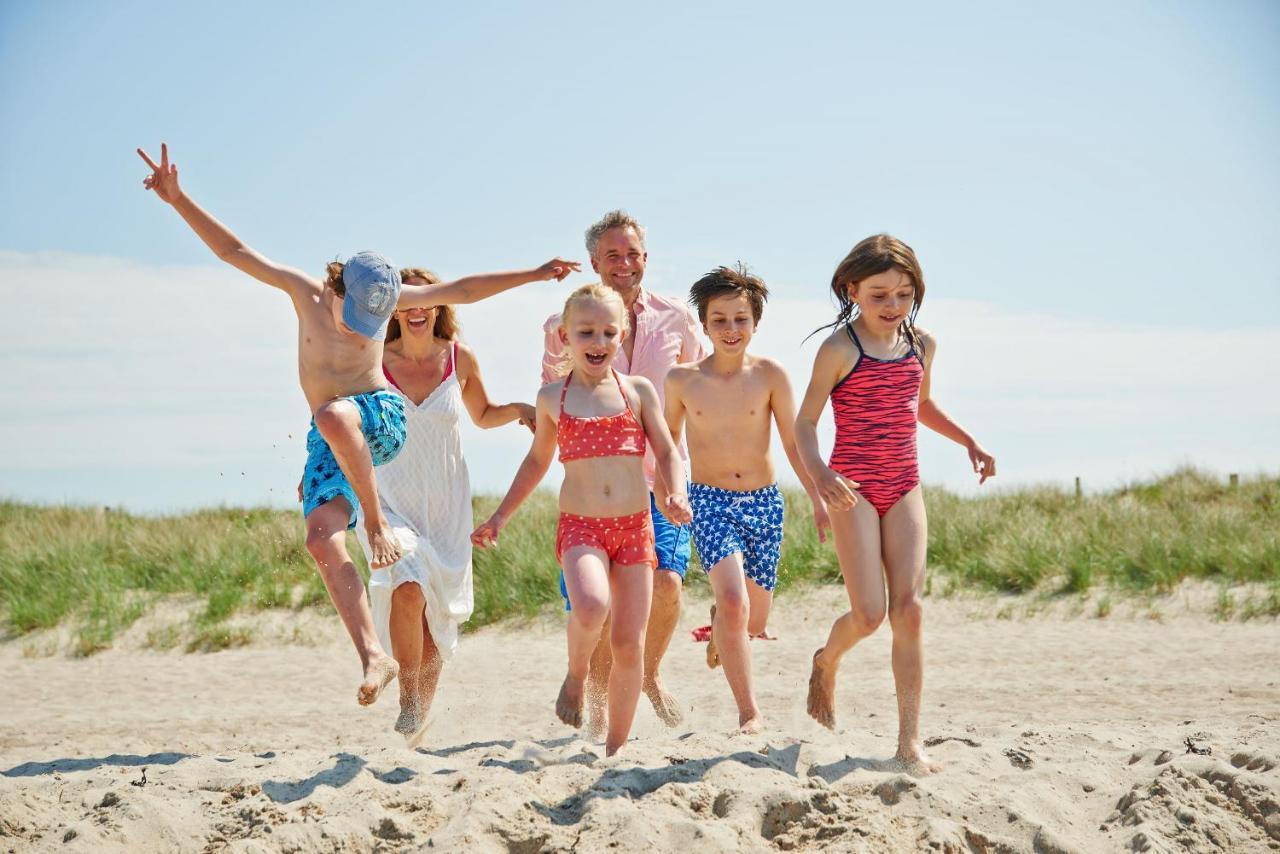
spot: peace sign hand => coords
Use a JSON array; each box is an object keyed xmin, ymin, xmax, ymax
[{"xmin": 137, "ymin": 143, "xmax": 183, "ymax": 204}]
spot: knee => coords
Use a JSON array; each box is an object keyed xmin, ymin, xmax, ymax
[
  {"xmin": 847, "ymin": 605, "xmax": 886, "ymax": 637},
  {"xmin": 305, "ymin": 524, "xmax": 341, "ymax": 566},
  {"xmin": 717, "ymin": 591, "xmax": 749, "ymax": 632},
  {"xmin": 888, "ymin": 595, "xmax": 924, "ymax": 636},
  {"xmin": 653, "ymin": 571, "xmax": 683, "ymax": 608},
  {"xmin": 610, "ymin": 632, "xmax": 644, "ymax": 667},
  {"xmin": 571, "ymin": 597, "xmax": 610, "ymax": 631},
  {"xmin": 312, "ymin": 401, "xmax": 355, "ymax": 438},
  {"xmin": 392, "ymin": 582, "xmax": 425, "ymax": 609}
]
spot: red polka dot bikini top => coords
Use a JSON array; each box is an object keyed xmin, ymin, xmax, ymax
[{"xmin": 557, "ymin": 370, "xmax": 647, "ymax": 463}]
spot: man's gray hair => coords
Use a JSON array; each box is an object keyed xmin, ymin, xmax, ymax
[{"xmin": 584, "ymin": 210, "xmax": 647, "ymax": 257}]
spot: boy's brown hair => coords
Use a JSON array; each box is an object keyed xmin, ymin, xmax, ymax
[{"xmin": 688, "ymin": 263, "xmax": 769, "ymax": 324}]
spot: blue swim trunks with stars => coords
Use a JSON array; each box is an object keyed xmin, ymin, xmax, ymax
[
  {"xmin": 689, "ymin": 482, "xmax": 785, "ymax": 592},
  {"xmin": 301, "ymin": 388, "xmax": 406, "ymax": 529}
]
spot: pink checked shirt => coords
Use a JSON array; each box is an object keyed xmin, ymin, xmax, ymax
[{"xmin": 541, "ymin": 287, "xmax": 707, "ymax": 490}]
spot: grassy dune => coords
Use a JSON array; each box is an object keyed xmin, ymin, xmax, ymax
[{"xmin": 1, "ymin": 469, "xmax": 1276, "ymax": 655}]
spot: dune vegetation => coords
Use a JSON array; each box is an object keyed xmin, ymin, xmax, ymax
[{"xmin": 1, "ymin": 468, "xmax": 1275, "ymax": 655}]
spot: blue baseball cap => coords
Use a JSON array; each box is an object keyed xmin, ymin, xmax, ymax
[{"xmin": 341, "ymin": 251, "xmax": 402, "ymax": 340}]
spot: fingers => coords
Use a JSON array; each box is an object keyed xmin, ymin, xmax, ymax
[
  {"xmin": 160, "ymin": 142, "xmax": 169, "ymax": 169},
  {"xmin": 469, "ymin": 524, "xmax": 498, "ymax": 548},
  {"xmin": 136, "ymin": 147, "xmax": 160, "ymax": 171}
]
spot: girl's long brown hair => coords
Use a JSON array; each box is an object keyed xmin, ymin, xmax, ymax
[
  {"xmin": 811, "ymin": 234, "xmax": 926, "ymax": 353},
  {"xmin": 385, "ymin": 268, "xmax": 460, "ymax": 343}
]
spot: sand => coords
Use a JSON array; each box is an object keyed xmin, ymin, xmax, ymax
[{"xmin": 2, "ymin": 587, "xmax": 1277, "ymax": 853}]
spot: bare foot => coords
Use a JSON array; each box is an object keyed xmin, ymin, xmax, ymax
[
  {"xmin": 643, "ymin": 677, "xmax": 684, "ymax": 727},
  {"xmin": 894, "ymin": 742, "xmax": 943, "ymax": 776},
  {"xmin": 358, "ymin": 656, "xmax": 399, "ymax": 706},
  {"xmin": 706, "ymin": 604, "xmax": 720, "ymax": 669},
  {"xmin": 556, "ymin": 675, "xmax": 585, "ymax": 728},
  {"xmin": 366, "ymin": 520, "xmax": 403, "ymax": 569},
  {"xmin": 738, "ymin": 714, "xmax": 765, "ymax": 734},
  {"xmin": 806, "ymin": 648, "xmax": 837, "ymax": 730},
  {"xmin": 394, "ymin": 703, "xmax": 423, "ymax": 738},
  {"xmin": 585, "ymin": 682, "xmax": 607, "ymax": 741}
]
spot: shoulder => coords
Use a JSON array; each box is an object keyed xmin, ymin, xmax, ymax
[
  {"xmin": 622, "ymin": 373, "xmax": 658, "ymax": 404},
  {"xmin": 665, "ymin": 360, "xmax": 700, "ymax": 384},
  {"xmin": 754, "ymin": 355, "xmax": 789, "ymax": 381},
  {"xmin": 816, "ymin": 326, "xmax": 855, "ymax": 358},
  {"xmin": 542, "ymin": 312, "xmax": 563, "ymax": 334},
  {"xmin": 913, "ymin": 326, "xmax": 937, "ymax": 358},
  {"xmin": 536, "ymin": 379, "xmax": 563, "ymax": 405}
]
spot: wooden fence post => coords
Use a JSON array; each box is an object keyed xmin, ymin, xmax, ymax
[
  {"xmin": 1229, "ymin": 473, "xmax": 1239, "ymax": 489},
  {"xmin": 1074, "ymin": 476, "xmax": 1082, "ymax": 499}
]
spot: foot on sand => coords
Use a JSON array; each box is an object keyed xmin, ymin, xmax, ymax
[
  {"xmin": 643, "ymin": 677, "xmax": 684, "ymax": 727},
  {"xmin": 366, "ymin": 521, "xmax": 403, "ymax": 569},
  {"xmin": 358, "ymin": 656, "xmax": 399, "ymax": 706},
  {"xmin": 894, "ymin": 742, "xmax": 942, "ymax": 776},
  {"xmin": 738, "ymin": 714, "xmax": 764, "ymax": 734},
  {"xmin": 556, "ymin": 676, "xmax": 585, "ymax": 729},
  {"xmin": 806, "ymin": 647, "xmax": 837, "ymax": 730},
  {"xmin": 394, "ymin": 703, "xmax": 423, "ymax": 738},
  {"xmin": 706, "ymin": 604, "xmax": 721, "ymax": 669}
]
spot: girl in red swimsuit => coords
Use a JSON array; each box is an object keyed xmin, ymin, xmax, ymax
[
  {"xmin": 472, "ymin": 283, "xmax": 692, "ymax": 756},
  {"xmin": 795, "ymin": 234, "xmax": 996, "ymax": 775}
]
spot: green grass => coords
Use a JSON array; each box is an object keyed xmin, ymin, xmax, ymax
[{"xmin": 1, "ymin": 468, "xmax": 1276, "ymax": 654}]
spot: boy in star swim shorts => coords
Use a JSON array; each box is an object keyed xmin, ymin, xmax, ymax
[
  {"xmin": 138, "ymin": 142, "xmax": 578, "ymax": 706},
  {"xmin": 664, "ymin": 264, "xmax": 829, "ymax": 733}
]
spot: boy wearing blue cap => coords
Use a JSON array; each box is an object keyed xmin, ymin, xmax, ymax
[{"xmin": 138, "ymin": 143, "xmax": 579, "ymax": 705}]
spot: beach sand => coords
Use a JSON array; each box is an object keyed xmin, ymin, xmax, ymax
[{"xmin": 2, "ymin": 586, "xmax": 1277, "ymax": 852}]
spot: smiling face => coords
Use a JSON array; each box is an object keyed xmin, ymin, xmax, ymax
[
  {"xmin": 394, "ymin": 275, "xmax": 438, "ymax": 339},
  {"xmin": 590, "ymin": 226, "xmax": 647, "ymax": 299},
  {"xmin": 847, "ymin": 267, "xmax": 918, "ymax": 334},
  {"xmin": 559, "ymin": 296, "xmax": 628, "ymax": 378},
  {"xmin": 703, "ymin": 292, "xmax": 757, "ymax": 355}
]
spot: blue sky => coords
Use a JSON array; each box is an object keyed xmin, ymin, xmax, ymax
[{"xmin": 1, "ymin": 1, "xmax": 1278, "ymax": 511}]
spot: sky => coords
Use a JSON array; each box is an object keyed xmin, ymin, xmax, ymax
[{"xmin": 1, "ymin": 1, "xmax": 1278, "ymax": 512}]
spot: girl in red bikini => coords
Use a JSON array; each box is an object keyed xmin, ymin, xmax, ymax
[
  {"xmin": 795, "ymin": 234, "xmax": 996, "ymax": 775},
  {"xmin": 472, "ymin": 283, "xmax": 692, "ymax": 756}
]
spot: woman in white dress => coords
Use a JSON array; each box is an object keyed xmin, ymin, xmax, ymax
[{"xmin": 357, "ymin": 268, "xmax": 535, "ymax": 743}]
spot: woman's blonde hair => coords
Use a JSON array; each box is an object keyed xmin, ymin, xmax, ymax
[
  {"xmin": 555, "ymin": 282, "xmax": 630, "ymax": 376},
  {"xmin": 385, "ymin": 267, "xmax": 460, "ymax": 343}
]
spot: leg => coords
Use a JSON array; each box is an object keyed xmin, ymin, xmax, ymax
[
  {"xmin": 304, "ymin": 500, "xmax": 398, "ymax": 705},
  {"xmin": 408, "ymin": 611, "xmax": 443, "ymax": 748},
  {"xmin": 559, "ymin": 546, "xmax": 612, "ymax": 729},
  {"xmin": 708, "ymin": 554, "xmax": 762, "ymax": 732},
  {"xmin": 745, "ymin": 578, "xmax": 773, "ymax": 638},
  {"xmin": 584, "ymin": 615, "xmax": 611, "ymax": 741},
  {"xmin": 881, "ymin": 487, "xmax": 939, "ymax": 774},
  {"xmin": 642, "ymin": 569, "xmax": 684, "ymax": 726},
  {"xmin": 313, "ymin": 399, "xmax": 399, "ymax": 569},
  {"xmin": 388, "ymin": 582, "xmax": 429, "ymax": 738},
  {"xmin": 605, "ymin": 562, "xmax": 655, "ymax": 755},
  {"xmin": 806, "ymin": 492, "xmax": 885, "ymax": 729}
]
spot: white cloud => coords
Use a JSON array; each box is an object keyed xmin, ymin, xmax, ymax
[{"xmin": 1, "ymin": 251, "xmax": 1275, "ymax": 512}]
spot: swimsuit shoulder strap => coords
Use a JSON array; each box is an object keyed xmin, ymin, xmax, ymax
[
  {"xmin": 560, "ymin": 371, "xmax": 573, "ymax": 416},
  {"xmin": 612, "ymin": 369, "xmax": 637, "ymax": 419},
  {"xmin": 845, "ymin": 322, "xmax": 864, "ymax": 355}
]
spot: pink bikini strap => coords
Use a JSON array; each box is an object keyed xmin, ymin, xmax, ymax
[
  {"xmin": 559, "ymin": 371, "xmax": 572, "ymax": 416},
  {"xmin": 611, "ymin": 369, "xmax": 636, "ymax": 419},
  {"xmin": 442, "ymin": 342, "xmax": 456, "ymax": 383}
]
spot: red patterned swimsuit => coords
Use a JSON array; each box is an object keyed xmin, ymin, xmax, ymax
[{"xmin": 829, "ymin": 324, "xmax": 924, "ymax": 517}]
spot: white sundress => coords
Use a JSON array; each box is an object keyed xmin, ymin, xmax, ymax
[{"xmin": 356, "ymin": 343, "xmax": 473, "ymax": 660}]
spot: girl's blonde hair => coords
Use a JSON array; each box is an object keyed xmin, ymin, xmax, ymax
[
  {"xmin": 385, "ymin": 267, "xmax": 460, "ymax": 343},
  {"xmin": 555, "ymin": 283, "xmax": 630, "ymax": 376}
]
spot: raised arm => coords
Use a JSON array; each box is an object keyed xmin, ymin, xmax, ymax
[
  {"xmin": 399, "ymin": 259, "xmax": 581, "ymax": 309},
  {"xmin": 635, "ymin": 378, "xmax": 692, "ymax": 525},
  {"xmin": 470, "ymin": 386, "xmax": 559, "ymax": 547},
  {"xmin": 795, "ymin": 336, "xmax": 859, "ymax": 511},
  {"xmin": 914, "ymin": 331, "xmax": 996, "ymax": 483},
  {"xmin": 457, "ymin": 344, "xmax": 536, "ymax": 432},
  {"xmin": 136, "ymin": 144, "xmax": 318, "ymax": 299},
  {"xmin": 767, "ymin": 360, "xmax": 830, "ymax": 540}
]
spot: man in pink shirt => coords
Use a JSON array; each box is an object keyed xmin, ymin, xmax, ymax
[{"xmin": 542, "ymin": 210, "xmax": 706, "ymax": 731}]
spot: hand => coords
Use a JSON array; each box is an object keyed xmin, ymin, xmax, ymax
[
  {"xmin": 534, "ymin": 257, "xmax": 582, "ymax": 282},
  {"xmin": 514, "ymin": 403, "xmax": 536, "ymax": 433},
  {"xmin": 470, "ymin": 514, "xmax": 504, "ymax": 549},
  {"xmin": 810, "ymin": 497, "xmax": 831, "ymax": 543},
  {"xmin": 968, "ymin": 443, "xmax": 996, "ymax": 484},
  {"xmin": 137, "ymin": 143, "xmax": 183, "ymax": 204},
  {"xmin": 661, "ymin": 493, "xmax": 693, "ymax": 526},
  {"xmin": 816, "ymin": 467, "xmax": 859, "ymax": 512}
]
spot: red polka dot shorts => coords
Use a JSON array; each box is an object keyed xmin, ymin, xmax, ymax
[{"xmin": 555, "ymin": 509, "xmax": 657, "ymax": 569}]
